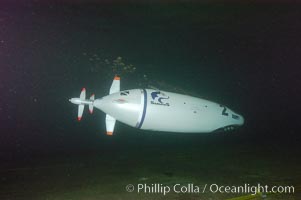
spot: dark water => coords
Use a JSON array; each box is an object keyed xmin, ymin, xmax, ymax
[{"xmin": 0, "ymin": 1, "xmax": 300, "ymax": 199}]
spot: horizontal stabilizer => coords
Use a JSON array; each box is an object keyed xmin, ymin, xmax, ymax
[
  {"xmin": 105, "ymin": 114, "xmax": 116, "ymax": 136},
  {"xmin": 109, "ymin": 75, "xmax": 120, "ymax": 94}
]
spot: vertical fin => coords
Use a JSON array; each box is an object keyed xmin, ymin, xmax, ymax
[
  {"xmin": 109, "ymin": 75, "xmax": 120, "ymax": 94},
  {"xmin": 80, "ymin": 88, "xmax": 86, "ymax": 100},
  {"xmin": 89, "ymin": 94, "xmax": 95, "ymax": 114},
  {"xmin": 78, "ymin": 105, "xmax": 84, "ymax": 121},
  {"xmin": 105, "ymin": 114, "xmax": 116, "ymax": 136}
]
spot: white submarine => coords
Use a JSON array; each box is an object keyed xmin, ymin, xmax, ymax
[{"xmin": 69, "ymin": 76, "xmax": 244, "ymax": 135}]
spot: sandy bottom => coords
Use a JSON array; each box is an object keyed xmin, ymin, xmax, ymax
[{"xmin": 1, "ymin": 138, "xmax": 300, "ymax": 200}]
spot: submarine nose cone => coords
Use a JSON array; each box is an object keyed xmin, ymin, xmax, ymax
[
  {"xmin": 238, "ymin": 114, "xmax": 244, "ymax": 126},
  {"xmin": 230, "ymin": 110, "xmax": 244, "ymax": 127}
]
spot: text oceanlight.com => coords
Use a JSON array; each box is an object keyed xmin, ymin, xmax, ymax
[{"xmin": 125, "ymin": 183, "xmax": 294, "ymax": 195}]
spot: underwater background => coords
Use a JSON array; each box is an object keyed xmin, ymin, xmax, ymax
[{"xmin": 0, "ymin": 1, "xmax": 300, "ymax": 199}]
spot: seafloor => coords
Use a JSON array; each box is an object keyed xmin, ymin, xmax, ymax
[{"xmin": 1, "ymin": 133, "xmax": 300, "ymax": 199}]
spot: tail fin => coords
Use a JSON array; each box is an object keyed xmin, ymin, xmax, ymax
[
  {"xmin": 78, "ymin": 105, "xmax": 84, "ymax": 121},
  {"xmin": 77, "ymin": 88, "xmax": 86, "ymax": 121},
  {"xmin": 109, "ymin": 75, "xmax": 120, "ymax": 94},
  {"xmin": 89, "ymin": 94, "xmax": 95, "ymax": 114},
  {"xmin": 105, "ymin": 114, "xmax": 116, "ymax": 136},
  {"xmin": 104, "ymin": 76, "xmax": 119, "ymax": 135},
  {"xmin": 80, "ymin": 88, "xmax": 86, "ymax": 100}
]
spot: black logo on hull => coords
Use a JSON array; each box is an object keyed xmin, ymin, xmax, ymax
[{"xmin": 150, "ymin": 91, "xmax": 170, "ymax": 106}]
